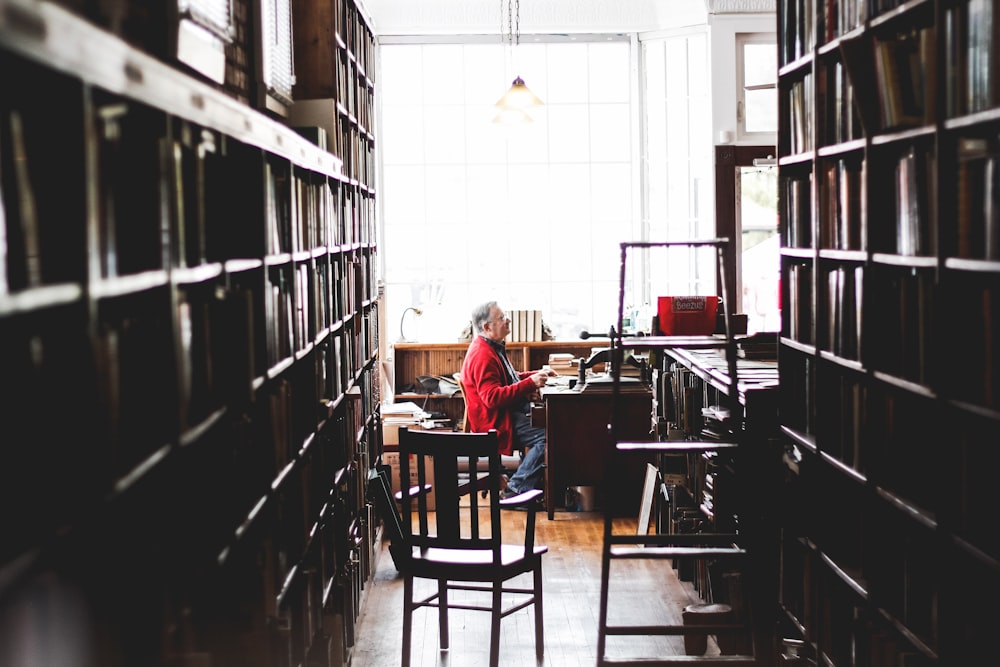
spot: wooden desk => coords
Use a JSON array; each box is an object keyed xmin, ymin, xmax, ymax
[{"xmin": 534, "ymin": 383, "xmax": 654, "ymax": 520}]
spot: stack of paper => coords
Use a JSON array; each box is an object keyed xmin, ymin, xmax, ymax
[
  {"xmin": 382, "ymin": 401, "xmax": 431, "ymax": 446},
  {"xmin": 547, "ymin": 353, "xmax": 576, "ymax": 375}
]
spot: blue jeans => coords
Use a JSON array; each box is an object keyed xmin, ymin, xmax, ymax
[{"xmin": 506, "ymin": 408, "xmax": 546, "ymax": 494}]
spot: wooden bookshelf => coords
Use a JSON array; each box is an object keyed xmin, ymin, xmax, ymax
[
  {"xmin": 391, "ymin": 341, "xmax": 597, "ymax": 422},
  {"xmin": 0, "ymin": 0, "xmax": 380, "ymax": 665},
  {"xmin": 778, "ymin": 0, "xmax": 1000, "ymax": 663}
]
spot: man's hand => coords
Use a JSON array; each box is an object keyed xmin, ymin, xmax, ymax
[{"xmin": 530, "ymin": 371, "xmax": 550, "ymax": 388}]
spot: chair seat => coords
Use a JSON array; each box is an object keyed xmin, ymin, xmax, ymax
[{"xmin": 409, "ymin": 544, "xmax": 548, "ymax": 577}]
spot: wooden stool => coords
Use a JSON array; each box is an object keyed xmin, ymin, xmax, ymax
[{"xmin": 681, "ymin": 602, "xmax": 733, "ymax": 655}]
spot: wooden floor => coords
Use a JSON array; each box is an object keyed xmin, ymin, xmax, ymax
[{"xmin": 350, "ymin": 511, "xmax": 720, "ymax": 666}]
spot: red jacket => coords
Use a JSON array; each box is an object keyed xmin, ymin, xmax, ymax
[{"xmin": 460, "ymin": 335, "xmax": 537, "ymax": 456}]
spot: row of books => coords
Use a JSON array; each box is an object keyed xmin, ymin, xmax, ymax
[
  {"xmin": 265, "ymin": 159, "xmax": 374, "ymax": 258},
  {"xmin": 260, "ymin": 384, "xmax": 376, "ymax": 665},
  {"xmin": 946, "ymin": 282, "xmax": 999, "ymax": 411},
  {"xmin": 946, "ymin": 0, "xmax": 1000, "ymax": 118},
  {"xmin": 784, "ymin": 0, "xmax": 924, "ymax": 64},
  {"xmin": 837, "ymin": 24, "xmax": 935, "ymax": 135},
  {"xmin": 819, "ymin": 157, "xmax": 865, "ymax": 252},
  {"xmin": 781, "ymin": 0, "xmax": 816, "ymax": 64},
  {"xmin": 822, "ymin": 59, "xmax": 864, "ymax": 146},
  {"xmin": 787, "ymin": 134, "xmax": 1000, "ymax": 262},
  {"xmin": 787, "ymin": 74, "xmax": 815, "ymax": 154},
  {"xmin": 783, "ymin": 173, "xmax": 813, "ymax": 249},
  {"xmin": 957, "ymin": 137, "xmax": 1000, "ymax": 261},
  {"xmin": 815, "ymin": 372, "xmax": 866, "ymax": 474},
  {"xmin": 291, "ymin": 48, "xmax": 378, "ymax": 187},
  {"xmin": 0, "ymin": 93, "xmax": 375, "ymax": 300},
  {"xmin": 871, "ymin": 27, "xmax": 935, "ymax": 131},
  {"xmin": 893, "ymin": 145, "xmax": 937, "ymax": 257},
  {"xmin": 868, "ymin": 267, "xmax": 934, "ymax": 386},
  {"xmin": 504, "ymin": 309, "xmax": 545, "ymax": 342},
  {"xmin": 786, "ymin": 261, "xmax": 814, "ymax": 345},
  {"xmin": 823, "ymin": 264, "xmax": 862, "ymax": 361}
]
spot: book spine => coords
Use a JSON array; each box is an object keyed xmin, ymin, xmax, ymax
[{"xmin": 9, "ymin": 110, "xmax": 41, "ymax": 288}]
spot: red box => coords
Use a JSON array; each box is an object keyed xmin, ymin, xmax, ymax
[{"xmin": 657, "ymin": 296, "xmax": 719, "ymax": 335}]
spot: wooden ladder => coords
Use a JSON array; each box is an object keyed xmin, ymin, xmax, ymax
[{"xmin": 596, "ymin": 240, "xmax": 762, "ymax": 666}]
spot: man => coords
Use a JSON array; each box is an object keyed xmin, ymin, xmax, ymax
[{"xmin": 461, "ymin": 301, "xmax": 553, "ymax": 498}]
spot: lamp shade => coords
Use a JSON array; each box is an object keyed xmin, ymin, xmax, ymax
[
  {"xmin": 492, "ymin": 106, "xmax": 534, "ymax": 125},
  {"xmin": 494, "ymin": 76, "xmax": 543, "ymax": 111}
]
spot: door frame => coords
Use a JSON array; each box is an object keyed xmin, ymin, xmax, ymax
[{"xmin": 714, "ymin": 144, "xmax": 776, "ymax": 320}]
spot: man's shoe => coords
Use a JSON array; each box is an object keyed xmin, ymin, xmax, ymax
[{"xmin": 482, "ymin": 474, "xmax": 509, "ymax": 499}]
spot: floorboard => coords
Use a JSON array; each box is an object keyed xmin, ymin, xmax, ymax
[{"xmin": 350, "ymin": 511, "xmax": 719, "ymax": 666}]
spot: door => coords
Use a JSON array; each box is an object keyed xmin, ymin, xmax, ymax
[{"xmin": 715, "ymin": 145, "xmax": 780, "ymax": 335}]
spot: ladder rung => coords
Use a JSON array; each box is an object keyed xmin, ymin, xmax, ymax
[
  {"xmin": 599, "ymin": 657, "xmax": 756, "ymax": 666},
  {"xmin": 610, "ymin": 546, "xmax": 746, "ymax": 559},
  {"xmin": 607, "ymin": 533, "xmax": 741, "ymax": 547},
  {"xmin": 604, "ymin": 623, "xmax": 749, "ymax": 636},
  {"xmin": 616, "ymin": 441, "xmax": 738, "ymax": 453},
  {"xmin": 619, "ymin": 335, "xmax": 733, "ymax": 350}
]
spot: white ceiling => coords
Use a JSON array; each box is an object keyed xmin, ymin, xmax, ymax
[{"xmin": 362, "ymin": 0, "xmax": 775, "ymax": 37}]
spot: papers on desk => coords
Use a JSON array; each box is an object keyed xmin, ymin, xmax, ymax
[
  {"xmin": 382, "ymin": 401, "xmax": 428, "ymax": 418},
  {"xmin": 382, "ymin": 401, "xmax": 433, "ymax": 446},
  {"xmin": 580, "ymin": 374, "xmax": 649, "ymax": 393}
]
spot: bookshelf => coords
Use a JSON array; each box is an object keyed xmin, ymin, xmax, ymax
[
  {"xmin": 654, "ymin": 346, "xmax": 780, "ymax": 607},
  {"xmin": 778, "ymin": 0, "xmax": 1000, "ymax": 664},
  {"xmin": 0, "ymin": 0, "xmax": 381, "ymax": 664},
  {"xmin": 390, "ymin": 341, "xmax": 597, "ymax": 423}
]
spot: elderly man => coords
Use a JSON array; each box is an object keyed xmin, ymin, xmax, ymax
[{"xmin": 460, "ymin": 301, "xmax": 554, "ymax": 498}]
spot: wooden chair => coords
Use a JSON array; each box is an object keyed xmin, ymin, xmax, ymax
[
  {"xmin": 453, "ymin": 372, "xmax": 472, "ymax": 432},
  {"xmin": 396, "ymin": 427, "xmax": 547, "ymax": 667}
]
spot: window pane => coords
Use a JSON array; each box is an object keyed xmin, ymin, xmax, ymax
[
  {"xmin": 548, "ymin": 104, "xmax": 590, "ymax": 161},
  {"xmin": 745, "ymin": 88, "xmax": 777, "ymax": 133},
  {"xmin": 742, "ymin": 40, "xmax": 777, "ymax": 134},
  {"xmin": 743, "ymin": 43, "xmax": 776, "ymax": 88},
  {"xmin": 642, "ymin": 30, "xmax": 714, "ymax": 311}
]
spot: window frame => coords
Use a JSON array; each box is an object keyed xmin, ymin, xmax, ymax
[{"xmin": 735, "ymin": 32, "xmax": 777, "ymax": 143}]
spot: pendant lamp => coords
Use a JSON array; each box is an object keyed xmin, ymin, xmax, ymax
[{"xmin": 493, "ymin": 0, "xmax": 542, "ymax": 124}]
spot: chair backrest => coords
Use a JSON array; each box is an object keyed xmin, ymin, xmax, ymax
[
  {"xmin": 398, "ymin": 427, "xmax": 505, "ymax": 558},
  {"xmin": 454, "ymin": 372, "xmax": 471, "ymax": 433}
]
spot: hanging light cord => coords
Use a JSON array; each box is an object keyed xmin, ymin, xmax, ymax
[
  {"xmin": 501, "ymin": 0, "xmax": 520, "ymax": 48},
  {"xmin": 514, "ymin": 0, "xmax": 520, "ymax": 47}
]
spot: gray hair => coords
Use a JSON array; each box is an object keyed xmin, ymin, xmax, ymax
[{"xmin": 471, "ymin": 301, "xmax": 497, "ymax": 333}]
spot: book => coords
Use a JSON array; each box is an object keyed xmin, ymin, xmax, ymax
[
  {"xmin": 944, "ymin": 3, "xmax": 968, "ymax": 117},
  {"xmin": 827, "ymin": 267, "xmax": 841, "ymax": 354},
  {"xmin": 0, "ymin": 111, "xmax": 7, "ymax": 295},
  {"xmin": 957, "ymin": 138, "xmax": 990, "ymax": 259},
  {"xmin": 983, "ymin": 146, "xmax": 1000, "ymax": 261},
  {"xmin": 7, "ymin": 110, "xmax": 41, "ymax": 289}
]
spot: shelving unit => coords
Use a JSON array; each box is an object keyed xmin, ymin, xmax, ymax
[
  {"xmin": 0, "ymin": 0, "xmax": 381, "ymax": 664},
  {"xmin": 777, "ymin": 0, "xmax": 1000, "ymax": 663},
  {"xmin": 391, "ymin": 341, "xmax": 597, "ymax": 423}
]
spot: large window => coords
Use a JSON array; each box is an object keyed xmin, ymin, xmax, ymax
[
  {"xmin": 640, "ymin": 31, "xmax": 715, "ymax": 313},
  {"xmin": 379, "ymin": 38, "xmax": 634, "ymax": 343}
]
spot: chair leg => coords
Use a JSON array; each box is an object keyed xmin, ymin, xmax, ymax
[
  {"xmin": 438, "ymin": 579, "xmax": 449, "ymax": 649},
  {"xmin": 533, "ymin": 561, "xmax": 544, "ymax": 660},
  {"xmin": 402, "ymin": 575, "xmax": 413, "ymax": 667},
  {"xmin": 490, "ymin": 580, "xmax": 503, "ymax": 667}
]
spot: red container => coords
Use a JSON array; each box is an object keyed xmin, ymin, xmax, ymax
[{"xmin": 657, "ymin": 296, "xmax": 719, "ymax": 335}]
